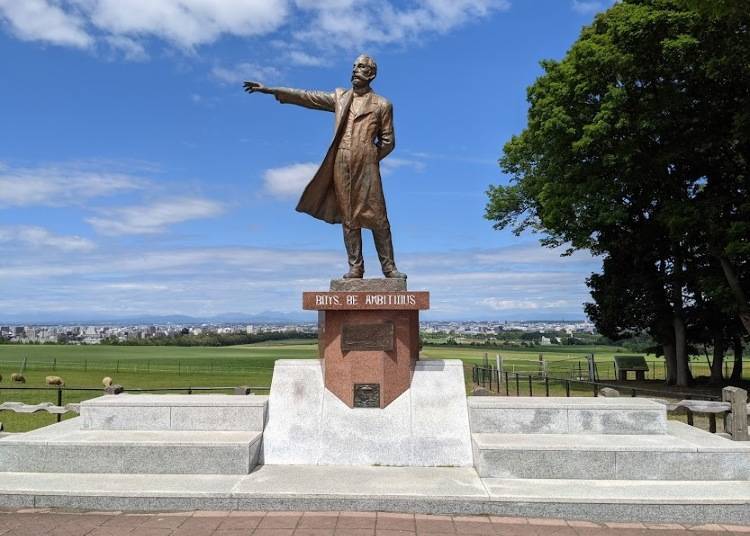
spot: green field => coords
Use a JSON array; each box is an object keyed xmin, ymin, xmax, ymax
[{"xmin": 0, "ymin": 342, "xmax": 741, "ymax": 432}]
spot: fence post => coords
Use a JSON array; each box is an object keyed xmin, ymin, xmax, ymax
[
  {"xmin": 56, "ymin": 387, "xmax": 63, "ymax": 423},
  {"xmin": 504, "ymin": 371, "xmax": 509, "ymax": 396},
  {"xmin": 545, "ymin": 376, "xmax": 549, "ymax": 397},
  {"xmin": 116, "ymin": 360, "xmax": 120, "ymax": 373},
  {"xmin": 528, "ymin": 375, "xmax": 533, "ymax": 397},
  {"xmin": 565, "ymin": 380, "xmax": 570, "ymax": 397},
  {"xmin": 723, "ymin": 386, "xmax": 749, "ymax": 441},
  {"xmin": 515, "ymin": 373, "xmax": 520, "ymax": 396}
]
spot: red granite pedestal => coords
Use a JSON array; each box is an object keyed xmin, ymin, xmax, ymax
[{"xmin": 303, "ymin": 279, "xmax": 430, "ymax": 409}]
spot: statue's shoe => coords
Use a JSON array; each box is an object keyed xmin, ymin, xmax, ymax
[
  {"xmin": 342, "ymin": 270, "xmax": 364, "ymax": 279},
  {"xmin": 384, "ymin": 270, "xmax": 407, "ymax": 279}
]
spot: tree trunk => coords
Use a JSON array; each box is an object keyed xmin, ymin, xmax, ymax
[
  {"xmin": 673, "ymin": 314, "xmax": 691, "ymax": 387},
  {"xmin": 730, "ymin": 336, "xmax": 744, "ymax": 384},
  {"xmin": 718, "ymin": 255, "xmax": 750, "ymax": 336},
  {"xmin": 663, "ymin": 342, "xmax": 677, "ymax": 385},
  {"xmin": 709, "ymin": 335, "xmax": 725, "ymax": 385}
]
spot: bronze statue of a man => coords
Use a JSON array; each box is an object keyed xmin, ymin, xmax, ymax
[{"xmin": 244, "ymin": 55, "xmax": 406, "ymax": 279}]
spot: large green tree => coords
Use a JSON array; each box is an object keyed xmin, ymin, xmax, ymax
[{"xmin": 486, "ymin": 0, "xmax": 750, "ymax": 386}]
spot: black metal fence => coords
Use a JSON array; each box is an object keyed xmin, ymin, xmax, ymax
[{"xmin": 471, "ymin": 364, "xmax": 720, "ymax": 401}]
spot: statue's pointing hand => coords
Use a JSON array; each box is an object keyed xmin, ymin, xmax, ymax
[{"xmin": 243, "ymin": 81, "xmax": 271, "ymax": 94}]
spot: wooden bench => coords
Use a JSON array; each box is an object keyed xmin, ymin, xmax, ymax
[{"xmin": 613, "ymin": 355, "xmax": 649, "ymax": 381}]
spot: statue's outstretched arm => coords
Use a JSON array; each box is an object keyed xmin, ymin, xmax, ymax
[{"xmin": 244, "ymin": 81, "xmax": 335, "ymax": 112}]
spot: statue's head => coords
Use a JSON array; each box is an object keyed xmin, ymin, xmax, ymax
[{"xmin": 351, "ymin": 54, "xmax": 377, "ymax": 89}]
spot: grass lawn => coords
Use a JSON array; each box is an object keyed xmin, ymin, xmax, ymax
[{"xmin": 0, "ymin": 341, "xmax": 740, "ymax": 432}]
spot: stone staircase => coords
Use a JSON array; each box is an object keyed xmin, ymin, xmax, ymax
[
  {"xmin": 468, "ymin": 396, "xmax": 750, "ymax": 480},
  {"xmin": 0, "ymin": 394, "xmax": 268, "ymax": 475}
]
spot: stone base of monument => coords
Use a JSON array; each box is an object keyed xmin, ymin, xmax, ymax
[
  {"xmin": 0, "ymin": 394, "xmax": 267, "ymax": 475},
  {"xmin": 303, "ymin": 279, "xmax": 429, "ymax": 409},
  {"xmin": 2, "ymin": 369, "xmax": 750, "ymax": 521},
  {"xmin": 261, "ymin": 359, "xmax": 473, "ymax": 466}
]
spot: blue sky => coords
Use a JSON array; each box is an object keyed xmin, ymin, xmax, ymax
[{"xmin": 0, "ymin": 0, "xmax": 611, "ymax": 322}]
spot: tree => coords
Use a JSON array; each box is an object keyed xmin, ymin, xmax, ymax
[{"xmin": 486, "ymin": 0, "xmax": 750, "ymax": 386}]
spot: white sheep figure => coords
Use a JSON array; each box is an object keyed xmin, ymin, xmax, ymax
[
  {"xmin": 102, "ymin": 376, "xmax": 113, "ymax": 387},
  {"xmin": 10, "ymin": 373, "xmax": 25, "ymax": 384},
  {"xmin": 45, "ymin": 375, "xmax": 64, "ymax": 387}
]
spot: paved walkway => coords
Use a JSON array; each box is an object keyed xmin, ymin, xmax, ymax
[{"xmin": 0, "ymin": 510, "xmax": 747, "ymax": 536}]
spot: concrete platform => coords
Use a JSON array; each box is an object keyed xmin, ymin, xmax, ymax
[
  {"xmin": 473, "ymin": 421, "xmax": 750, "ymax": 480},
  {"xmin": 0, "ymin": 465, "xmax": 748, "ymax": 523},
  {"xmin": 81, "ymin": 393, "xmax": 268, "ymax": 431},
  {"xmin": 468, "ymin": 396, "xmax": 667, "ymax": 434},
  {"xmin": 262, "ymin": 359, "xmax": 473, "ymax": 466},
  {"xmin": 0, "ymin": 419, "xmax": 262, "ymax": 475}
]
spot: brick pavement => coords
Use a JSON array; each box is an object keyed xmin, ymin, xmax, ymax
[{"xmin": 0, "ymin": 510, "xmax": 748, "ymax": 536}]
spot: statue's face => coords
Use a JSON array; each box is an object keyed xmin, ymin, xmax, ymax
[{"xmin": 351, "ymin": 56, "xmax": 375, "ymax": 88}]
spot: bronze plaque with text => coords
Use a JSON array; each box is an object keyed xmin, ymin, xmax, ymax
[
  {"xmin": 342, "ymin": 322, "xmax": 395, "ymax": 352},
  {"xmin": 353, "ymin": 384, "xmax": 380, "ymax": 408}
]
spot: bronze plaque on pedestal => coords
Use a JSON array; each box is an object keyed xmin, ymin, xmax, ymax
[
  {"xmin": 354, "ymin": 384, "xmax": 380, "ymax": 408},
  {"xmin": 342, "ymin": 322, "xmax": 394, "ymax": 351}
]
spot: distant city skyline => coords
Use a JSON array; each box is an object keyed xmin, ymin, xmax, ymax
[
  {"xmin": 0, "ymin": 0, "xmax": 611, "ymax": 320},
  {"xmin": 1, "ymin": 319, "xmax": 597, "ymax": 345}
]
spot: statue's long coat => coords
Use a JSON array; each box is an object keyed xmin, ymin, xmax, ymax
[{"xmin": 273, "ymin": 87, "xmax": 395, "ymax": 230}]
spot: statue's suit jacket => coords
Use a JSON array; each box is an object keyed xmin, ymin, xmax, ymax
[{"xmin": 273, "ymin": 87, "xmax": 395, "ymax": 230}]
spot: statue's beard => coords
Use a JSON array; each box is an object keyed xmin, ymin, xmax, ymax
[{"xmin": 351, "ymin": 75, "xmax": 368, "ymax": 88}]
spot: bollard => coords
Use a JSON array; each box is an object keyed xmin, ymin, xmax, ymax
[{"xmin": 723, "ymin": 386, "xmax": 749, "ymax": 441}]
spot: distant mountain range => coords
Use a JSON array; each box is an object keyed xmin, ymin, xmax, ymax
[{"xmin": 0, "ymin": 311, "xmax": 315, "ymax": 325}]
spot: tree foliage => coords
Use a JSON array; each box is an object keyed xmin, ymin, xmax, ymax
[{"xmin": 486, "ymin": 0, "xmax": 750, "ymax": 386}]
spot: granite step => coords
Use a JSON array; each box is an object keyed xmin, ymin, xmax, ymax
[
  {"xmin": 0, "ymin": 419, "xmax": 262, "ymax": 475},
  {"xmin": 80, "ymin": 394, "xmax": 268, "ymax": 431},
  {"xmin": 472, "ymin": 421, "xmax": 750, "ymax": 480},
  {"xmin": 0, "ymin": 467, "xmax": 749, "ymax": 523},
  {"xmin": 468, "ymin": 396, "xmax": 667, "ymax": 434}
]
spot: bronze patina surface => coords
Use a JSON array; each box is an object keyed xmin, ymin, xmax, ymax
[
  {"xmin": 353, "ymin": 384, "xmax": 381, "ymax": 408},
  {"xmin": 342, "ymin": 322, "xmax": 395, "ymax": 352},
  {"xmin": 244, "ymin": 55, "xmax": 406, "ymax": 280}
]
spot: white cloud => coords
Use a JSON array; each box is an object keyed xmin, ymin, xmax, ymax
[
  {"xmin": 571, "ymin": 1, "xmax": 604, "ymax": 14},
  {"xmin": 381, "ymin": 157, "xmax": 426, "ymax": 175},
  {"xmin": 71, "ymin": 0, "xmax": 289, "ymax": 49},
  {"xmin": 0, "ymin": 241, "xmax": 597, "ymax": 320},
  {"xmin": 0, "ymin": 0, "xmax": 510, "ymax": 63},
  {"xmin": 0, "ymin": 163, "xmax": 143, "ymax": 207},
  {"xmin": 263, "ymin": 162, "xmax": 318, "ymax": 198},
  {"xmin": 104, "ymin": 35, "xmax": 148, "ymax": 61},
  {"xmin": 86, "ymin": 197, "xmax": 225, "ymax": 235},
  {"xmin": 0, "ymin": 0, "xmax": 92, "ymax": 48},
  {"xmin": 287, "ymin": 50, "xmax": 327, "ymax": 67},
  {"xmin": 481, "ymin": 297, "xmax": 570, "ymax": 310},
  {"xmin": 293, "ymin": 0, "xmax": 511, "ymax": 49},
  {"xmin": 212, "ymin": 62, "xmax": 281, "ymax": 85},
  {"xmin": 0, "ymin": 225, "xmax": 95, "ymax": 252}
]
